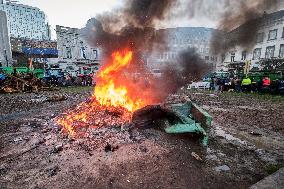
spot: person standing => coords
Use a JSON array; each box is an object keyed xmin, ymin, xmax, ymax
[
  {"xmin": 241, "ymin": 76, "xmax": 252, "ymax": 93},
  {"xmin": 261, "ymin": 75, "xmax": 271, "ymax": 93},
  {"xmin": 251, "ymin": 78, "xmax": 258, "ymax": 93},
  {"xmin": 0, "ymin": 70, "xmax": 6, "ymax": 86},
  {"xmin": 276, "ymin": 77, "xmax": 284, "ymax": 95},
  {"xmin": 235, "ymin": 77, "xmax": 241, "ymax": 93},
  {"xmin": 228, "ymin": 77, "xmax": 235, "ymax": 92},
  {"xmin": 213, "ymin": 77, "xmax": 219, "ymax": 95},
  {"xmin": 210, "ymin": 77, "xmax": 215, "ymax": 91}
]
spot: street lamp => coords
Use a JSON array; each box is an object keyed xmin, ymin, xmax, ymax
[{"xmin": 3, "ymin": 49, "xmax": 8, "ymax": 67}]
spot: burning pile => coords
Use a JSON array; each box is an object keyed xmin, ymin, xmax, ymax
[
  {"xmin": 57, "ymin": 49, "xmax": 149, "ymax": 136},
  {"xmin": 56, "ymin": 0, "xmax": 213, "ymax": 136},
  {"xmin": 94, "ymin": 49, "xmax": 147, "ymax": 112},
  {"xmin": 55, "ymin": 0, "xmax": 282, "ymax": 140}
]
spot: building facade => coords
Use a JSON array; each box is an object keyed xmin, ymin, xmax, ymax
[
  {"xmin": 0, "ymin": 10, "xmax": 12, "ymax": 66},
  {"xmin": 55, "ymin": 25, "xmax": 100, "ymax": 74},
  {"xmin": 217, "ymin": 10, "xmax": 284, "ymax": 72},
  {"xmin": 0, "ymin": 0, "xmax": 50, "ymax": 40},
  {"xmin": 147, "ymin": 27, "xmax": 219, "ymax": 72}
]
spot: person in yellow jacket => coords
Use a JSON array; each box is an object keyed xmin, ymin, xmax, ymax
[{"xmin": 241, "ymin": 77, "xmax": 252, "ymax": 92}]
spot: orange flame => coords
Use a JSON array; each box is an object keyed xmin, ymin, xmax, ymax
[
  {"xmin": 57, "ymin": 48, "xmax": 148, "ymax": 136},
  {"xmin": 94, "ymin": 49, "xmax": 145, "ymax": 112}
]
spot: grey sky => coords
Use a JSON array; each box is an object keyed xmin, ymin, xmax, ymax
[
  {"xmin": 19, "ymin": 0, "xmax": 218, "ymax": 39},
  {"xmin": 19, "ymin": 0, "xmax": 124, "ymax": 38},
  {"xmin": 19, "ymin": 0, "xmax": 284, "ymax": 40}
]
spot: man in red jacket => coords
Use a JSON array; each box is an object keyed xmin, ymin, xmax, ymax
[
  {"xmin": 262, "ymin": 75, "xmax": 271, "ymax": 93},
  {"xmin": 262, "ymin": 76, "xmax": 271, "ymax": 87}
]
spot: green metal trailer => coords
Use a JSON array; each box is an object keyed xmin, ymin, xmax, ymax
[
  {"xmin": 248, "ymin": 71, "xmax": 283, "ymax": 82},
  {"xmin": 0, "ymin": 67, "xmax": 44, "ymax": 79},
  {"xmin": 132, "ymin": 101, "xmax": 212, "ymax": 146}
]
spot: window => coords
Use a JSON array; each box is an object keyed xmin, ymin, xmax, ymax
[
  {"xmin": 93, "ymin": 49, "xmax": 98, "ymax": 59},
  {"xmin": 159, "ymin": 53, "xmax": 163, "ymax": 60},
  {"xmin": 221, "ymin": 54, "xmax": 225, "ymax": 62},
  {"xmin": 80, "ymin": 47, "xmax": 87, "ymax": 59},
  {"xmin": 205, "ymin": 56, "xmax": 209, "ymax": 61},
  {"xmin": 282, "ymin": 28, "xmax": 284, "ymax": 38},
  {"xmin": 241, "ymin": 51, "xmax": 247, "ymax": 60},
  {"xmin": 256, "ymin": 32, "xmax": 264, "ymax": 43},
  {"xmin": 163, "ymin": 52, "xmax": 167, "ymax": 60},
  {"xmin": 253, "ymin": 48, "xmax": 262, "ymax": 60},
  {"xmin": 265, "ymin": 46, "xmax": 275, "ymax": 59},
  {"xmin": 279, "ymin": 44, "xmax": 284, "ymax": 58},
  {"xmin": 66, "ymin": 47, "xmax": 72, "ymax": 59},
  {"xmin": 268, "ymin": 29, "xmax": 277, "ymax": 40},
  {"xmin": 230, "ymin": 52, "xmax": 235, "ymax": 62},
  {"xmin": 153, "ymin": 69, "xmax": 161, "ymax": 74}
]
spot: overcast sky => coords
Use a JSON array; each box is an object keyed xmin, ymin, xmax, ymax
[
  {"xmin": 19, "ymin": 0, "xmax": 218, "ymax": 39},
  {"xmin": 18, "ymin": 0, "xmax": 284, "ymax": 40},
  {"xmin": 19, "ymin": 0, "xmax": 124, "ymax": 38}
]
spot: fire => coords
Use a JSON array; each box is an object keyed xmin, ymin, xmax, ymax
[
  {"xmin": 57, "ymin": 49, "xmax": 148, "ymax": 136},
  {"xmin": 94, "ymin": 49, "xmax": 145, "ymax": 112}
]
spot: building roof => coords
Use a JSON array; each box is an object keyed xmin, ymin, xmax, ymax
[
  {"xmin": 157, "ymin": 27, "xmax": 219, "ymax": 43},
  {"xmin": 56, "ymin": 25, "xmax": 79, "ymax": 34},
  {"xmin": 263, "ymin": 9, "xmax": 284, "ymax": 22},
  {"xmin": 230, "ymin": 9, "xmax": 284, "ymax": 34},
  {"xmin": 1, "ymin": 1, "xmax": 44, "ymax": 14}
]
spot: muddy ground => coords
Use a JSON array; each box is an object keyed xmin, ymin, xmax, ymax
[{"xmin": 0, "ymin": 87, "xmax": 283, "ymax": 189}]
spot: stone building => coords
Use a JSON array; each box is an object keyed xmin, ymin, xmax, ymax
[
  {"xmin": 217, "ymin": 10, "xmax": 284, "ymax": 72},
  {"xmin": 0, "ymin": 10, "xmax": 12, "ymax": 66},
  {"xmin": 55, "ymin": 25, "xmax": 100, "ymax": 74},
  {"xmin": 147, "ymin": 27, "xmax": 219, "ymax": 73}
]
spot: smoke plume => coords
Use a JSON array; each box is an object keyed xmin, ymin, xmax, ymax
[
  {"xmin": 158, "ymin": 48, "xmax": 211, "ymax": 97},
  {"xmin": 81, "ymin": 0, "xmax": 177, "ymax": 55},
  {"xmin": 80, "ymin": 0, "xmax": 211, "ymax": 103},
  {"xmin": 210, "ymin": 0, "xmax": 281, "ymax": 54}
]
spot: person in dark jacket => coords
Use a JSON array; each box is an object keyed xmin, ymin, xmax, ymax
[
  {"xmin": 214, "ymin": 77, "xmax": 221, "ymax": 95},
  {"xmin": 219, "ymin": 78, "xmax": 226, "ymax": 93},
  {"xmin": 234, "ymin": 77, "xmax": 241, "ymax": 92},
  {"xmin": 0, "ymin": 70, "xmax": 6, "ymax": 86},
  {"xmin": 251, "ymin": 78, "xmax": 258, "ymax": 93},
  {"xmin": 210, "ymin": 77, "xmax": 215, "ymax": 90},
  {"xmin": 276, "ymin": 78, "xmax": 284, "ymax": 95}
]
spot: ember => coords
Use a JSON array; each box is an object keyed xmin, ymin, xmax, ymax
[
  {"xmin": 56, "ymin": 99, "xmax": 132, "ymax": 137},
  {"xmin": 57, "ymin": 49, "xmax": 149, "ymax": 136}
]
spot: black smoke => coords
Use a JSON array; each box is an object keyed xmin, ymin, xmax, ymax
[
  {"xmin": 158, "ymin": 48, "xmax": 211, "ymax": 97},
  {"xmin": 80, "ymin": 0, "xmax": 177, "ymax": 55},
  {"xmin": 210, "ymin": 0, "xmax": 281, "ymax": 54},
  {"xmin": 80, "ymin": 0, "xmax": 214, "ymax": 103}
]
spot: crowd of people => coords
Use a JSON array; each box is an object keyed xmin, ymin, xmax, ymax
[
  {"xmin": 43, "ymin": 73, "xmax": 95, "ymax": 87},
  {"xmin": 211, "ymin": 75, "xmax": 284, "ymax": 95},
  {"xmin": 0, "ymin": 68, "xmax": 95, "ymax": 89}
]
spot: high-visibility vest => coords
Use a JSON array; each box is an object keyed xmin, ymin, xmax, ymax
[{"xmin": 242, "ymin": 78, "xmax": 252, "ymax": 85}]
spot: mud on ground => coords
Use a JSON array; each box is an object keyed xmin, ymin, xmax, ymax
[{"xmin": 0, "ymin": 87, "xmax": 283, "ymax": 189}]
